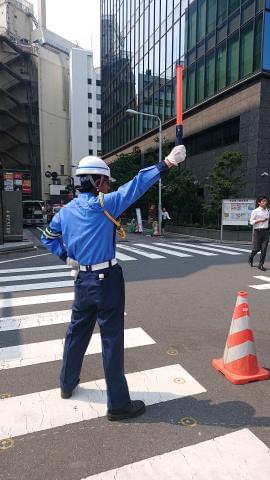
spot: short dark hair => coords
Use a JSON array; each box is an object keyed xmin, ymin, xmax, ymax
[
  {"xmin": 77, "ymin": 174, "xmax": 102, "ymax": 193},
  {"xmin": 256, "ymin": 195, "xmax": 268, "ymax": 206}
]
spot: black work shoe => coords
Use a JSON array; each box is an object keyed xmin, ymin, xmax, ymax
[
  {"xmin": 258, "ymin": 265, "xmax": 267, "ymax": 271},
  {"xmin": 248, "ymin": 256, "xmax": 253, "ymax": 267},
  {"xmin": 107, "ymin": 400, "xmax": 146, "ymax": 421},
  {"xmin": 61, "ymin": 389, "xmax": 73, "ymax": 399},
  {"xmin": 60, "ymin": 378, "xmax": 80, "ymax": 399}
]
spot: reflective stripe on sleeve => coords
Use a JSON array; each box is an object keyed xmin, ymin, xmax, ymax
[{"xmin": 43, "ymin": 227, "xmax": 62, "ymax": 239}]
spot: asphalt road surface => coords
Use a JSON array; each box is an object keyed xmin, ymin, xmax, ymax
[{"xmin": 1, "ymin": 231, "xmax": 270, "ymax": 480}]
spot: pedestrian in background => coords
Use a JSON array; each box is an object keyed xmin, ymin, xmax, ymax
[
  {"xmin": 249, "ymin": 195, "xmax": 269, "ymax": 271},
  {"xmin": 161, "ymin": 207, "xmax": 171, "ymax": 234},
  {"xmin": 41, "ymin": 145, "xmax": 186, "ymax": 421}
]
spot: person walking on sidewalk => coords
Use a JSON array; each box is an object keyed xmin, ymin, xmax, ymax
[
  {"xmin": 161, "ymin": 207, "xmax": 171, "ymax": 234},
  {"xmin": 41, "ymin": 145, "xmax": 186, "ymax": 421},
  {"xmin": 249, "ymin": 195, "xmax": 269, "ymax": 271}
]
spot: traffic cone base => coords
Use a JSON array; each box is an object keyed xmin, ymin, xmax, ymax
[
  {"xmin": 212, "ymin": 357, "xmax": 270, "ymax": 385},
  {"xmin": 212, "ymin": 291, "xmax": 270, "ymax": 385}
]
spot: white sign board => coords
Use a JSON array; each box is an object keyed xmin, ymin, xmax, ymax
[
  {"xmin": 222, "ymin": 199, "xmax": 255, "ymax": 226},
  {"xmin": 136, "ymin": 208, "xmax": 143, "ymax": 232}
]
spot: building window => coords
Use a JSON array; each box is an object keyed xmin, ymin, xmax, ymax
[
  {"xmin": 97, "ymin": 150, "xmax": 102, "ymax": 156},
  {"xmin": 96, "ymin": 94, "xmax": 101, "ymax": 101},
  {"xmin": 186, "ymin": 66, "xmax": 196, "ymax": 108},
  {"xmin": 254, "ymin": 14, "xmax": 263, "ymax": 70},
  {"xmin": 217, "ymin": 0, "xmax": 227, "ymax": 26},
  {"xmin": 97, "ymin": 136, "xmax": 102, "ymax": 143},
  {"xmin": 97, "ymin": 122, "xmax": 101, "ymax": 129},
  {"xmin": 96, "ymin": 79, "xmax": 101, "ymax": 86},
  {"xmin": 89, "ymin": 135, "xmax": 93, "ymax": 141},
  {"xmin": 88, "ymin": 107, "xmax": 92, "ymax": 113},
  {"xmin": 205, "ymin": 51, "xmax": 215, "ymax": 97},
  {"xmin": 227, "ymin": 33, "xmax": 239, "ymax": 84},
  {"xmin": 196, "ymin": 57, "xmax": 205, "ymax": 102},
  {"xmin": 216, "ymin": 43, "xmax": 226, "ymax": 91},
  {"xmin": 240, "ymin": 22, "xmax": 253, "ymax": 77},
  {"xmin": 198, "ymin": 0, "xmax": 206, "ymax": 41},
  {"xmin": 96, "ymin": 108, "xmax": 101, "ymax": 115},
  {"xmin": 89, "ymin": 149, "xmax": 93, "ymax": 155},
  {"xmin": 88, "ymin": 93, "xmax": 92, "ymax": 99},
  {"xmin": 207, "ymin": 0, "xmax": 217, "ymax": 34},
  {"xmin": 229, "ymin": 0, "xmax": 240, "ymax": 14},
  {"xmin": 188, "ymin": 2, "xmax": 197, "ymax": 50},
  {"xmin": 88, "ymin": 121, "xmax": 92, "ymax": 127},
  {"xmin": 60, "ymin": 165, "xmax": 65, "ymax": 175},
  {"xmin": 88, "ymin": 78, "xmax": 92, "ymax": 84}
]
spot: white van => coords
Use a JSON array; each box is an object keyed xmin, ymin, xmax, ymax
[{"xmin": 23, "ymin": 200, "xmax": 47, "ymax": 226}]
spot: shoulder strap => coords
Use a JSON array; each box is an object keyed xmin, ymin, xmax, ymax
[{"xmin": 98, "ymin": 192, "xmax": 126, "ymax": 239}]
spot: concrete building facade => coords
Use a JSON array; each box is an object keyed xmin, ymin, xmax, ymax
[{"xmin": 69, "ymin": 48, "xmax": 102, "ymax": 181}]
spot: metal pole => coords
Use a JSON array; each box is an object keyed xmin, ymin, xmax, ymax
[{"xmin": 158, "ymin": 119, "xmax": 162, "ymax": 236}]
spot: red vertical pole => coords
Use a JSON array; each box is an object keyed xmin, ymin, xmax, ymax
[{"xmin": 176, "ymin": 64, "xmax": 183, "ymax": 146}]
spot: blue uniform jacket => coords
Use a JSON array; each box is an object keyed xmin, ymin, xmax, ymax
[{"xmin": 41, "ymin": 162, "xmax": 168, "ymax": 265}]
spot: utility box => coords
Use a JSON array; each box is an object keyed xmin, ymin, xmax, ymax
[{"xmin": 2, "ymin": 191, "xmax": 23, "ymax": 242}]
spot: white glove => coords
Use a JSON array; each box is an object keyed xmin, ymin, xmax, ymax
[{"xmin": 166, "ymin": 145, "xmax": 186, "ymax": 166}]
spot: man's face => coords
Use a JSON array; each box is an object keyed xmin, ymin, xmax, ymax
[
  {"xmin": 99, "ymin": 177, "xmax": 110, "ymax": 194},
  {"xmin": 259, "ymin": 199, "xmax": 268, "ymax": 209}
]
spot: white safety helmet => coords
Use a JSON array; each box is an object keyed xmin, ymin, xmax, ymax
[{"xmin": 75, "ymin": 156, "xmax": 113, "ymax": 180}]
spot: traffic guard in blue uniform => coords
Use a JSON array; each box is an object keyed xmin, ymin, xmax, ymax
[{"xmin": 41, "ymin": 145, "xmax": 186, "ymax": 420}]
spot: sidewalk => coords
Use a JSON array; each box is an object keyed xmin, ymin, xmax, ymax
[{"xmin": 0, "ymin": 228, "xmax": 36, "ymax": 254}]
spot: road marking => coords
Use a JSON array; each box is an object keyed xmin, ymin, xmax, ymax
[
  {"xmin": 249, "ymin": 275, "xmax": 270, "ymax": 290},
  {"xmin": 115, "ymin": 251, "xmax": 136, "ymax": 261},
  {"xmin": 0, "ymin": 272, "xmax": 71, "ymax": 283},
  {"xmin": 0, "ymin": 265, "xmax": 70, "ymax": 274},
  {"xmin": 0, "ymin": 328, "xmax": 155, "ymax": 370},
  {"xmin": 172, "ymin": 242, "xmax": 242, "ymax": 255},
  {"xmin": 0, "ymin": 310, "xmax": 71, "ymax": 331},
  {"xmin": 252, "ymin": 275, "xmax": 270, "ymax": 282},
  {"xmin": 0, "ymin": 280, "xmax": 74, "ymax": 293},
  {"xmin": 82, "ymin": 429, "xmax": 270, "ymax": 480},
  {"xmin": 134, "ymin": 244, "xmax": 191, "ymax": 258},
  {"xmin": 155, "ymin": 243, "xmax": 217, "ymax": 256},
  {"xmin": 0, "ymin": 253, "xmax": 52, "ymax": 264},
  {"xmin": 206, "ymin": 243, "xmax": 251, "ymax": 253},
  {"xmin": 0, "ymin": 364, "xmax": 206, "ymax": 440},
  {"xmin": 117, "ymin": 244, "xmax": 165, "ymax": 259},
  {"xmin": 0, "ymin": 292, "xmax": 74, "ymax": 309}
]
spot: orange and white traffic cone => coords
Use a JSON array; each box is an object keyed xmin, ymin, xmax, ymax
[{"xmin": 212, "ymin": 291, "xmax": 270, "ymax": 385}]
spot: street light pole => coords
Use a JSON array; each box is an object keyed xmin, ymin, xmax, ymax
[{"xmin": 126, "ymin": 109, "xmax": 163, "ymax": 235}]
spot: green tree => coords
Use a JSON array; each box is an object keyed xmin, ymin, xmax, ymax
[{"xmin": 204, "ymin": 151, "xmax": 244, "ymax": 225}]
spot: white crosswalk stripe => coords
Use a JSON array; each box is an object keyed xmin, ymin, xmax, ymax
[
  {"xmin": 155, "ymin": 242, "xmax": 218, "ymax": 256},
  {"xmin": 133, "ymin": 243, "xmax": 191, "ymax": 257},
  {"xmin": 115, "ymin": 251, "xmax": 136, "ymax": 261},
  {"xmin": 82, "ymin": 429, "xmax": 270, "ymax": 480},
  {"xmin": 0, "ymin": 265, "xmax": 70, "ymax": 274},
  {"xmin": 249, "ymin": 275, "xmax": 270, "ymax": 290},
  {"xmin": 205, "ymin": 243, "xmax": 251, "ymax": 253},
  {"xmin": 0, "ymin": 328, "xmax": 155, "ymax": 370},
  {"xmin": 0, "ymin": 292, "xmax": 74, "ymax": 309},
  {"xmin": 0, "ymin": 310, "xmax": 71, "ymax": 331},
  {"xmin": 0, "ymin": 280, "xmax": 74, "ymax": 293},
  {"xmin": 172, "ymin": 242, "xmax": 242, "ymax": 255},
  {"xmin": 117, "ymin": 244, "xmax": 165, "ymax": 259},
  {"xmin": 0, "ymin": 271, "xmax": 71, "ymax": 283},
  {"xmin": 0, "ymin": 364, "xmax": 206, "ymax": 440}
]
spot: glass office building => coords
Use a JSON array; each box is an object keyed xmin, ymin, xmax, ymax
[{"xmin": 101, "ymin": 0, "xmax": 270, "ymax": 156}]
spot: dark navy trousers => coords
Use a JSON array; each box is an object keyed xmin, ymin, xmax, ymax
[{"xmin": 60, "ymin": 263, "xmax": 131, "ymax": 410}]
